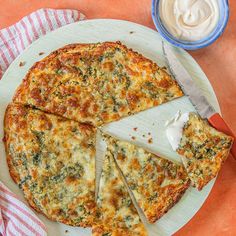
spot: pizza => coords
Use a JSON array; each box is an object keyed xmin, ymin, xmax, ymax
[
  {"xmin": 4, "ymin": 103, "xmax": 96, "ymax": 227},
  {"xmin": 13, "ymin": 41, "xmax": 183, "ymax": 126},
  {"xmin": 4, "ymin": 40, "xmax": 231, "ymax": 232},
  {"xmin": 177, "ymin": 113, "xmax": 234, "ymax": 190},
  {"xmin": 103, "ymin": 134, "xmax": 190, "ymax": 223},
  {"xmin": 93, "ymin": 149, "xmax": 147, "ymax": 236}
]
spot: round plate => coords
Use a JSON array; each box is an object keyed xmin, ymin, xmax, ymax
[{"xmin": 0, "ymin": 19, "xmax": 220, "ymax": 236}]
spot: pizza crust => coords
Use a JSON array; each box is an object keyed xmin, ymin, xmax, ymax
[
  {"xmin": 4, "ymin": 103, "xmax": 97, "ymax": 227},
  {"xmin": 93, "ymin": 150, "xmax": 147, "ymax": 236},
  {"xmin": 5, "ymin": 42, "xmax": 229, "ymax": 232},
  {"xmin": 103, "ymin": 134, "xmax": 190, "ymax": 224},
  {"xmin": 177, "ymin": 113, "xmax": 233, "ymax": 190},
  {"xmin": 13, "ymin": 41, "xmax": 183, "ymax": 127}
]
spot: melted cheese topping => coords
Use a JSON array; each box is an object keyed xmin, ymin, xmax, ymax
[
  {"xmin": 177, "ymin": 113, "xmax": 233, "ymax": 190},
  {"xmin": 4, "ymin": 103, "xmax": 96, "ymax": 226},
  {"xmin": 104, "ymin": 135, "xmax": 190, "ymax": 223},
  {"xmin": 93, "ymin": 151, "xmax": 147, "ymax": 236},
  {"xmin": 13, "ymin": 41, "xmax": 183, "ymax": 126}
]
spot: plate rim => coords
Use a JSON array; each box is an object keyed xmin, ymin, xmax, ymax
[{"xmin": 0, "ymin": 19, "xmax": 220, "ymax": 236}]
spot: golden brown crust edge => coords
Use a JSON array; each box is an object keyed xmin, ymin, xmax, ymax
[
  {"xmin": 4, "ymin": 104, "xmax": 21, "ymax": 184},
  {"xmin": 4, "ymin": 104, "xmax": 44, "ymax": 215},
  {"xmin": 104, "ymin": 134, "xmax": 190, "ymax": 224},
  {"xmin": 13, "ymin": 43, "xmax": 93, "ymax": 103},
  {"xmin": 3, "ymin": 103, "xmax": 94, "ymax": 227},
  {"xmin": 195, "ymin": 148, "xmax": 231, "ymax": 191},
  {"xmin": 13, "ymin": 41, "xmax": 183, "ymax": 105},
  {"xmin": 178, "ymin": 113, "xmax": 234, "ymax": 191},
  {"xmin": 8, "ymin": 41, "xmax": 183, "ymax": 227},
  {"xmin": 147, "ymin": 179, "xmax": 191, "ymax": 223}
]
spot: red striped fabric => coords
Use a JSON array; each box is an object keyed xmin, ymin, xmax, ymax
[
  {"xmin": 0, "ymin": 193, "xmax": 45, "ymax": 230},
  {"xmin": 0, "ymin": 8, "xmax": 85, "ymax": 235},
  {"xmin": 0, "ymin": 8, "xmax": 85, "ymax": 79},
  {"xmin": 0, "ymin": 181, "xmax": 47, "ymax": 236}
]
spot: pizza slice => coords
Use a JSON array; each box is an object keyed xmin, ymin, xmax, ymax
[
  {"xmin": 176, "ymin": 112, "xmax": 234, "ymax": 190},
  {"xmin": 103, "ymin": 135, "xmax": 190, "ymax": 224},
  {"xmin": 13, "ymin": 41, "xmax": 183, "ymax": 126},
  {"xmin": 4, "ymin": 103, "xmax": 96, "ymax": 226},
  {"xmin": 93, "ymin": 150, "xmax": 147, "ymax": 236}
]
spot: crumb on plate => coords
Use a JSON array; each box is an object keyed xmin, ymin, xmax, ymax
[
  {"xmin": 19, "ymin": 61, "xmax": 26, "ymax": 67},
  {"xmin": 148, "ymin": 138, "xmax": 153, "ymax": 144}
]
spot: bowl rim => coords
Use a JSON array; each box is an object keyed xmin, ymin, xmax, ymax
[{"xmin": 151, "ymin": 0, "xmax": 230, "ymax": 50}]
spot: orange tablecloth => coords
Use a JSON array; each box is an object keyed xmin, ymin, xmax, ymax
[{"xmin": 0, "ymin": 0, "xmax": 235, "ymax": 235}]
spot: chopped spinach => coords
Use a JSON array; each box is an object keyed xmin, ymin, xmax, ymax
[
  {"xmin": 129, "ymin": 183, "xmax": 136, "ymax": 190},
  {"xmin": 124, "ymin": 215, "xmax": 133, "ymax": 228},
  {"xmin": 32, "ymin": 131, "xmax": 45, "ymax": 147},
  {"xmin": 148, "ymin": 192, "xmax": 158, "ymax": 202},
  {"xmin": 77, "ymin": 205, "xmax": 85, "ymax": 212},
  {"xmin": 98, "ymin": 55, "xmax": 104, "ymax": 62},
  {"xmin": 73, "ymin": 66, "xmax": 83, "ymax": 75},
  {"xmin": 104, "ymin": 51, "xmax": 115, "ymax": 58},
  {"xmin": 122, "ymin": 198, "xmax": 131, "ymax": 207},
  {"xmin": 33, "ymin": 153, "xmax": 41, "ymax": 165},
  {"xmin": 50, "ymin": 163, "xmax": 84, "ymax": 183},
  {"xmin": 74, "ymin": 216, "xmax": 84, "ymax": 223},
  {"xmin": 102, "ymin": 233, "xmax": 111, "ymax": 236},
  {"xmin": 19, "ymin": 175, "xmax": 32, "ymax": 189},
  {"xmin": 144, "ymin": 81, "xmax": 153, "ymax": 88},
  {"xmin": 125, "ymin": 77, "xmax": 131, "ymax": 89},
  {"xmin": 55, "ymin": 69, "xmax": 63, "ymax": 75},
  {"xmin": 50, "ymin": 172, "xmax": 64, "ymax": 183}
]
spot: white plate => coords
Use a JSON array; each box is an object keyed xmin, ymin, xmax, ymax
[{"xmin": 0, "ymin": 19, "xmax": 220, "ymax": 236}]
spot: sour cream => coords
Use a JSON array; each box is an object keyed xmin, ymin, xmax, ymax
[
  {"xmin": 159, "ymin": 0, "xmax": 220, "ymax": 41},
  {"xmin": 165, "ymin": 111, "xmax": 190, "ymax": 151}
]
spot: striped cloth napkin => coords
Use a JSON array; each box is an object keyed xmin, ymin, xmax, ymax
[
  {"xmin": 0, "ymin": 8, "xmax": 85, "ymax": 79},
  {"xmin": 0, "ymin": 8, "xmax": 85, "ymax": 236},
  {"xmin": 0, "ymin": 181, "xmax": 47, "ymax": 236}
]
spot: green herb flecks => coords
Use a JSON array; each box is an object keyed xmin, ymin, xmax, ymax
[{"xmin": 33, "ymin": 153, "xmax": 41, "ymax": 165}]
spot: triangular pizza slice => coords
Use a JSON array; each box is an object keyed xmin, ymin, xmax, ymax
[
  {"xmin": 177, "ymin": 113, "xmax": 233, "ymax": 190},
  {"xmin": 13, "ymin": 41, "xmax": 183, "ymax": 126},
  {"xmin": 93, "ymin": 150, "xmax": 147, "ymax": 236},
  {"xmin": 103, "ymin": 135, "xmax": 190, "ymax": 223},
  {"xmin": 4, "ymin": 103, "xmax": 96, "ymax": 227}
]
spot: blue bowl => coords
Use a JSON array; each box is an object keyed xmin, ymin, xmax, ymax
[{"xmin": 151, "ymin": 0, "xmax": 229, "ymax": 50}]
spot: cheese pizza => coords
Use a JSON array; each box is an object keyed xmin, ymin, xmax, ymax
[
  {"xmin": 177, "ymin": 113, "xmax": 234, "ymax": 190},
  {"xmin": 4, "ymin": 103, "xmax": 96, "ymax": 226},
  {"xmin": 93, "ymin": 150, "xmax": 147, "ymax": 236},
  {"xmin": 103, "ymin": 134, "xmax": 190, "ymax": 223},
  {"xmin": 13, "ymin": 41, "xmax": 183, "ymax": 126}
]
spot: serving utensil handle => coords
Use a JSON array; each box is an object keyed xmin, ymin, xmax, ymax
[{"xmin": 208, "ymin": 113, "xmax": 236, "ymax": 159}]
